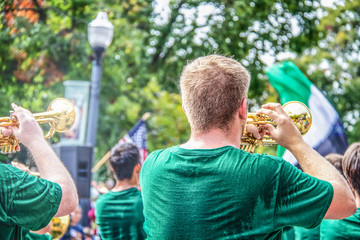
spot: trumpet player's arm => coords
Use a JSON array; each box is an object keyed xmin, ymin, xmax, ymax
[
  {"xmin": 10, "ymin": 104, "xmax": 78, "ymax": 217},
  {"xmin": 258, "ymin": 103, "xmax": 356, "ymax": 220}
]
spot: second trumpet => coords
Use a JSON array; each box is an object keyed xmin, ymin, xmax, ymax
[{"xmin": 0, "ymin": 98, "xmax": 75, "ymax": 153}]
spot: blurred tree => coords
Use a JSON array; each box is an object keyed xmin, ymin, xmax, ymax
[
  {"xmin": 293, "ymin": 0, "xmax": 360, "ymax": 144},
  {"xmin": 144, "ymin": 0, "xmax": 322, "ymax": 105},
  {"xmin": 2, "ymin": 0, "xmax": 350, "ymax": 175}
]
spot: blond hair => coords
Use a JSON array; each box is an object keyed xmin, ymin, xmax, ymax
[{"xmin": 180, "ymin": 55, "xmax": 250, "ymax": 132}]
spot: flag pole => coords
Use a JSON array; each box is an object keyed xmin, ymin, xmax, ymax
[{"xmin": 91, "ymin": 112, "xmax": 151, "ymax": 173}]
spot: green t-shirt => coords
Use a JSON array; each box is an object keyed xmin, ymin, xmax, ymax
[
  {"xmin": 320, "ymin": 208, "xmax": 360, "ymax": 239},
  {"xmin": 0, "ymin": 164, "xmax": 62, "ymax": 240},
  {"xmin": 95, "ymin": 187, "xmax": 146, "ymax": 240},
  {"xmin": 282, "ymin": 227, "xmax": 295, "ymax": 240},
  {"xmin": 140, "ymin": 146, "xmax": 334, "ymax": 240},
  {"xmin": 292, "ymin": 225, "xmax": 320, "ymax": 240}
]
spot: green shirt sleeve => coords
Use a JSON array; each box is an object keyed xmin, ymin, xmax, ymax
[
  {"xmin": 5, "ymin": 165, "xmax": 62, "ymax": 231},
  {"xmin": 274, "ymin": 160, "xmax": 333, "ymax": 229}
]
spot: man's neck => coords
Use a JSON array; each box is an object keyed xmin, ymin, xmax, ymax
[
  {"xmin": 112, "ymin": 179, "xmax": 137, "ymax": 192},
  {"xmin": 180, "ymin": 126, "xmax": 243, "ymax": 150}
]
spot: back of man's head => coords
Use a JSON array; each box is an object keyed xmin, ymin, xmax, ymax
[
  {"xmin": 325, "ymin": 153, "xmax": 344, "ymax": 176},
  {"xmin": 109, "ymin": 143, "xmax": 140, "ymax": 180},
  {"xmin": 342, "ymin": 143, "xmax": 360, "ymax": 195},
  {"xmin": 180, "ymin": 54, "xmax": 250, "ymax": 133}
]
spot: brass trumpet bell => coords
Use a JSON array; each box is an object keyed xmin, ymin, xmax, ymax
[
  {"xmin": 34, "ymin": 98, "xmax": 76, "ymax": 138},
  {"xmin": 241, "ymin": 101, "xmax": 312, "ymax": 152},
  {"xmin": 0, "ymin": 98, "xmax": 75, "ymax": 153},
  {"xmin": 50, "ymin": 215, "xmax": 70, "ymax": 239}
]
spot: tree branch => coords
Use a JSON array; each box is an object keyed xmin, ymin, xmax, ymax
[
  {"xmin": 158, "ymin": 13, "xmax": 215, "ymax": 65},
  {"xmin": 151, "ymin": 0, "xmax": 185, "ymax": 65},
  {"xmin": 32, "ymin": 0, "xmax": 46, "ymax": 22}
]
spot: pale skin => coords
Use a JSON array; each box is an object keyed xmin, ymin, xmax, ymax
[
  {"xmin": 347, "ymin": 181, "xmax": 360, "ymax": 208},
  {"xmin": 181, "ymin": 99, "xmax": 356, "ymax": 220},
  {"xmin": 31, "ymin": 223, "xmax": 51, "ymax": 235},
  {"xmin": 1, "ymin": 104, "xmax": 78, "ymax": 217},
  {"xmin": 355, "ymin": 192, "xmax": 360, "ymax": 208}
]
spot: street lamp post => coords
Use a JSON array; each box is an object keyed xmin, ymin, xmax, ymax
[
  {"xmin": 86, "ymin": 12, "xmax": 114, "ymax": 146},
  {"xmin": 75, "ymin": 11, "xmax": 113, "ymax": 227}
]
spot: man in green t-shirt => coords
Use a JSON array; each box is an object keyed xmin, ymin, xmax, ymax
[
  {"xmin": 0, "ymin": 103, "xmax": 79, "ymax": 239},
  {"xmin": 140, "ymin": 55, "xmax": 356, "ymax": 239},
  {"xmin": 321, "ymin": 143, "xmax": 360, "ymax": 239},
  {"xmin": 96, "ymin": 143, "xmax": 146, "ymax": 240}
]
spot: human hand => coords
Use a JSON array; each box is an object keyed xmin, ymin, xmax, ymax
[
  {"xmin": 257, "ymin": 103, "xmax": 305, "ymax": 150},
  {"xmin": 245, "ymin": 124, "xmax": 266, "ymax": 140},
  {"xmin": 9, "ymin": 103, "xmax": 45, "ymax": 148},
  {"xmin": 0, "ymin": 127, "xmax": 21, "ymax": 152}
]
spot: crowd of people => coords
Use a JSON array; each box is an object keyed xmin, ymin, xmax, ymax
[{"xmin": 1, "ymin": 55, "xmax": 359, "ymax": 239}]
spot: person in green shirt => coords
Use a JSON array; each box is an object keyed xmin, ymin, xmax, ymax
[
  {"xmin": 96, "ymin": 142, "xmax": 146, "ymax": 240},
  {"xmin": 0, "ymin": 103, "xmax": 79, "ymax": 240},
  {"xmin": 321, "ymin": 143, "xmax": 360, "ymax": 239},
  {"xmin": 140, "ymin": 54, "xmax": 356, "ymax": 239}
]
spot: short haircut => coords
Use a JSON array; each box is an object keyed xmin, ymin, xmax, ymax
[
  {"xmin": 325, "ymin": 153, "xmax": 343, "ymax": 176},
  {"xmin": 342, "ymin": 143, "xmax": 360, "ymax": 195},
  {"xmin": 180, "ymin": 55, "xmax": 250, "ymax": 132},
  {"xmin": 109, "ymin": 143, "xmax": 140, "ymax": 180}
]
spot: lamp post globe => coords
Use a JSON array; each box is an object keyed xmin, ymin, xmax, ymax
[{"xmin": 88, "ymin": 12, "xmax": 114, "ymax": 51}]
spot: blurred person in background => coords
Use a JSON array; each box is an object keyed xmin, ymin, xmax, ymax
[
  {"xmin": 321, "ymin": 143, "xmax": 360, "ymax": 239},
  {"xmin": 324, "ymin": 153, "xmax": 344, "ymax": 176},
  {"xmin": 83, "ymin": 227, "xmax": 94, "ymax": 240},
  {"xmin": 95, "ymin": 142, "xmax": 145, "ymax": 240},
  {"xmin": 61, "ymin": 205, "xmax": 85, "ymax": 240}
]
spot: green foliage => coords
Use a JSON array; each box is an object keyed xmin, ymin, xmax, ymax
[
  {"xmin": 293, "ymin": 0, "xmax": 360, "ymax": 144},
  {"xmin": 1, "ymin": 0, "xmax": 358, "ymax": 177}
]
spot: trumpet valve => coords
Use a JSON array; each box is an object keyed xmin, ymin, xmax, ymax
[{"xmin": 0, "ymin": 136, "xmax": 19, "ymax": 154}]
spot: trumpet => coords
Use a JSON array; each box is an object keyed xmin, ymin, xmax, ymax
[
  {"xmin": 241, "ymin": 101, "xmax": 312, "ymax": 152},
  {"xmin": 50, "ymin": 215, "xmax": 70, "ymax": 239},
  {"xmin": 0, "ymin": 98, "xmax": 75, "ymax": 153}
]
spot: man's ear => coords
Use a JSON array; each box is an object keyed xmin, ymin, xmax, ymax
[
  {"xmin": 239, "ymin": 98, "xmax": 248, "ymax": 120},
  {"xmin": 134, "ymin": 163, "xmax": 141, "ymax": 175},
  {"xmin": 346, "ymin": 179, "xmax": 356, "ymax": 197},
  {"xmin": 182, "ymin": 105, "xmax": 187, "ymax": 115}
]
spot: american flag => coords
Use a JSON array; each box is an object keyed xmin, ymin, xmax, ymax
[{"xmin": 115, "ymin": 119, "xmax": 148, "ymax": 163}]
